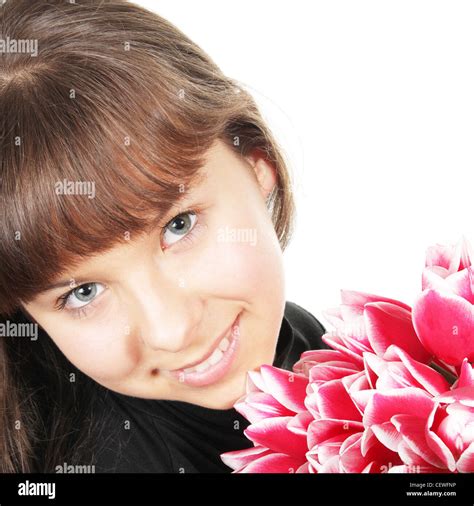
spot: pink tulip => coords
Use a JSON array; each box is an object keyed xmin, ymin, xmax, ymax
[
  {"xmin": 305, "ymin": 372, "xmax": 402, "ymax": 473},
  {"xmin": 375, "ymin": 388, "xmax": 474, "ymax": 473},
  {"xmin": 425, "ymin": 237, "xmax": 473, "ymax": 276},
  {"xmin": 323, "ymin": 290, "xmax": 431, "ymax": 364},
  {"xmin": 293, "ymin": 348, "xmax": 362, "ymax": 381},
  {"xmin": 364, "ymin": 355, "xmax": 473, "ymax": 473},
  {"xmin": 413, "ymin": 289, "xmax": 474, "ymax": 366},
  {"xmin": 220, "ymin": 365, "xmax": 312, "ymax": 473},
  {"xmin": 364, "ymin": 345, "xmax": 450, "ymax": 395},
  {"xmin": 457, "ymin": 358, "xmax": 474, "ymax": 389},
  {"xmin": 433, "ymin": 398, "xmax": 474, "ymax": 473},
  {"xmin": 413, "ymin": 239, "xmax": 474, "ymax": 367}
]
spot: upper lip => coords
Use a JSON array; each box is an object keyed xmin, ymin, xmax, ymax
[{"xmin": 170, "ymin": 314, "xmax": 239, "ymax": 372}]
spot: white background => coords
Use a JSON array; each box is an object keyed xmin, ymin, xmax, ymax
[{"xmin": 136, "ymin": 0, "xmax": 474, "ymax": 324}]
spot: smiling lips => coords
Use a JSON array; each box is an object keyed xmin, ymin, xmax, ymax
[
  {"xmin": 171, "ymin": 315, "xmax": 238, "ymax": 372},
  {"xmin": 167, "ymin": 313, "xmax": 241, "ymax": 387},
  {"xmin": 180, "ymin": 333, "xmax": 231, "ymax": 374}
]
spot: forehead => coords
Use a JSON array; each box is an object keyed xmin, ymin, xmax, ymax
[{"xmin": 200, "ymin": 140, "xmax": 255, "ymax": 190}]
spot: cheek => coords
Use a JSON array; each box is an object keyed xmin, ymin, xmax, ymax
[
  {"xmin": 201, "ymin": 235, "xmax": 286, "ymax": 368},
  {"xmin": 195, "ymin": 227, "xmax": 285, "ymax": 303},
  {"xmin": 44, "ymin": 317, "xmax": 139, "ymax": 382}
]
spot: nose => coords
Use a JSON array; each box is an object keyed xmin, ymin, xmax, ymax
[{"xmin": 126, "ymin": 265, "xmax": 200, "ymax": 353}]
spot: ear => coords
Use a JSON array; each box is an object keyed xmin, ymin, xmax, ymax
[{"xmin": 244, "ymin": 148, "xmax": 278, "ymax": 201}]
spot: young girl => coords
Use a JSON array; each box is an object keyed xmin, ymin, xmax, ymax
[{"xmin": 0, "ymin": 0, "xmax": 327, "ymax": 473}]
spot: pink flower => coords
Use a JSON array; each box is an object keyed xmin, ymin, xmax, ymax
[
  {"xmin": 293, "ymin": 348, "xmax": 363, "ymax": 381},
  {"xmin": 362, "ymin": 351, "xmax": 473, "ymax": 473},
  {"xmin": 304, "ymin": 370, "xmax": 402, "ymax": 473},
  {"xmin": 295, "ymin": 350, "xmax": 394, "ymax": 471},
  {"xmin": 222, "ymin": 348, "xmax": 403, "ymax": 473},
  {"xmin": 220, "ymin": 365, "xmax": 312, "ymax": 473},
  {"xmin": 323, "ymin": 290, "xmax": 431, "ymax": 364},
  {"xmin": 413, "ymin": 239, "xmax": 474, "ymax": 366},
  {"xmin": 424, "ymin": 237, "xmax": 473, "ymax": 276},
  {"xmin": 303, "ymin": 344, "xmax": 450, "ymax": 474}
]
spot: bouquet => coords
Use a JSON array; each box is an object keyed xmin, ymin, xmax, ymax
[{"xmin": 220, "ymin": 239, "xmax": 474, "ymax": 473}]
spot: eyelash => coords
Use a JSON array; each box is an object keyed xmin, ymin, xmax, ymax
[
  {"xmin": 54, "ymin": 295, "xmax": 99, "ymax": 319},
  {"xmin": 161, "ymin": 208, "xmax": 201, "ymax": 252},
  {"xmin": 54, "ymin": 208, "xmax": 202, "ymax": 317}
]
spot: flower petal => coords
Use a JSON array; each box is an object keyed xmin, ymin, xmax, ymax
[
  {"xmin": 412, "ymin": 289, "xmax": 474, "ymax": 366},
  {"xmin": 317, "ymin": 454, "xmax": 341, "ymax": 473},
  {"xmin": 398, "ymin": 440, "xmax": 429, "ymax": 467},
  {"xmin": 246, "ymin": 370, "xmax": 266, "ymax": 393},
  {"xmin": 391, "ymin": 414, "xmax": 455, "ymax": 470},
  {"xmin": 287, "ymin": 410, "xmax": 313, "ymax": 436},
  {"xmin": 307, "ymin": 418, "xmax": 364, "ymax": 450},
  {"xmin": 457, "ymin": 441, "xmax": 474, "ymax": 472},
  {"xmin": 309, "ymin": 363, "xmax": 360, "ymax": 384},
  {"xmin": 363, "ymin": 388, "xmax": 434, "ymax": 426},
  {"xmin": 371, "ymin": 421, "xmax": 403, "ymax": 452},
  {"xmin": 317, "ymin": 433, "xmax": 348, "ymax": 464},
  {"xmin": 385, "ymin": 345, "xmax": 451, "ymax": 396},
  {"xmin": 340, "ymin": 290, "xmax": 412, "ymax": 312},
  {"xmin": 339, "ymin": 433, "xmax": 368, "ymax": 473},
  {"xmin": 364, "ymin": 302, "xmax": 431, "ymax": 363},
  {"xmin": 220, "ymin": 445, "xmax": 273, "ymax": 472},
  {"xmin": 425, "ymin": 238, "xmax": 473, "ymax": 274},
  {"xmin": 435, "ymin": 387, "xmax": 474, "ymax": 407},
  {"xmin": 307, "ymin": 379, "xmax": 362, "ymax": 422},
  {"xmin": 457, "ymin": 359, "xmax": 474, "ymax": 388},
  {"xmin": 259, "ymin": 365, "xmax": 308, "ymax": 413},
  {"xmin": 321, "ymin": 334, "xmax": 365, "ymax": 365},
  {"xmin": 296, "ymin": 461, "xmax": 310, "ymax": 473},
  {"xmin": 244, "ymin": 416, "xmax": 308, "ymax": 457},
  {"xmin": 340, "ymin": 430, "xmax": 401, "ymax": 473},
  {"xmin": 422, "ymin": 267, "xmax": 474, "ymax": 303},
  {"xmin": 234, "ymin": 391, "xmax": 294, "ymax": 424},
  {"xmin": 239, "ymin": 453, "xmax": 305, "ymax": 473}
]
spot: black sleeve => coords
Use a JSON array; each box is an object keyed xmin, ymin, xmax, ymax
[
  {"xmin": 91, "ymin": 393, "xmax": 174, "ymax": 473},
  {"xmin": 284, "ymin": 301, "xmax": 330, "ymax": 351}
]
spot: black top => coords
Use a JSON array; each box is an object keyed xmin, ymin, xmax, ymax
[{"xmin": 92, "ymin": 301, "xmax": 328, "ymax": 473}]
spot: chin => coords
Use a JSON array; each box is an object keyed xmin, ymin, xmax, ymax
[
  {"xmin": 209, "ymin": 398, "xmax": 238, "ymax": 410},
  {"xmin": 195, "ymin": 368, "xmax": 248, "ymax": 409}
]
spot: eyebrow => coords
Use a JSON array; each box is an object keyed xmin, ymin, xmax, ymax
[{"xmin": 43, "ymin": 277, "xmax": 91, "ymax": 292}]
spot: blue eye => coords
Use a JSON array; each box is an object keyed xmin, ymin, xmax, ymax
[
  {"xmin": 57, "ymin": 282, "xmax": 105, "ymax": 311},
  {"xmin": 162, "ymin": 211, "xmax": 197, "ymax": 247}
]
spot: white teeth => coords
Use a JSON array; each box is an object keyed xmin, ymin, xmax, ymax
[
  {"xmin": 219, "ymin": 337, "xmax": 230, "ymax": 352},
  {"xmin": 182, "ymin": 333, "xmax": 232, "ymax": 374},
  {"xmin": 208, "ymin": 348, "xmax": 224, "ymax": 365},
  {"xmin": 194, "ymin": 361, "xmax": 209, "ymax": 373}
]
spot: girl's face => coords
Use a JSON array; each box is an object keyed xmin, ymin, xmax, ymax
[{"xmin": 23, "ymin": 140, "xmax": 286, "ymax": 409}]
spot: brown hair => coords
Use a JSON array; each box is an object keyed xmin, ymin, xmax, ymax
[{"xmin": 0, "ymin": 0, "xmax": 296, "ymax": 472}]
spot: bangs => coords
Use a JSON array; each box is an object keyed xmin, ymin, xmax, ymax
[{"xmin": 0, "ymin": 53, "xmax": 214, "ymax": 315}]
